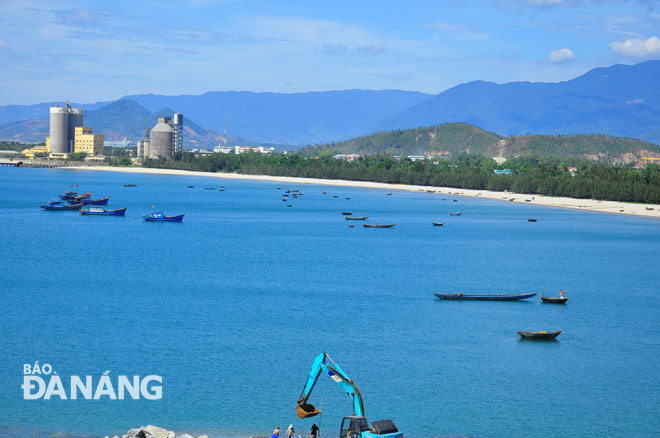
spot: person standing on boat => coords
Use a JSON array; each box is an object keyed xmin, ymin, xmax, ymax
[
  {"xmin": 309, "ymin": 423, "xmax": 319, "ymax": 438},
  {"xmin": 560, "ymin": 289, "xmax": 564, "ymax": 298}
]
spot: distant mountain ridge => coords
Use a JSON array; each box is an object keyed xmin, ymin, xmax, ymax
[
  {"xmin": 303, "ymin": 123, "xmax": 660, "ymax": 161},
  {"xmin": 378, "ymin": 60, "xmax": 660, "ymax": 145}
]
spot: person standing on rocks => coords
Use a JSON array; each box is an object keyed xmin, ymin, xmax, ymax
[
  {"xmin": 287, "ymin": 424, "xmax": 295, "ymax": 438},
  {"xmin": 273, "ymin": 426, "xmax": 281, "ymax": 438}
]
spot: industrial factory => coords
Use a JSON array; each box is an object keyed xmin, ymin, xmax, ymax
[
  {"xmin": 136, "ymin": 113, "xmax": 184, "ymax": 161},
  {"xmin": 22, "ymin": 101, "xmax": 104, "ymax": 160}
]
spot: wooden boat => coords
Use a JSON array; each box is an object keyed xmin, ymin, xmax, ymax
[
  {"xmin": 517, "ymin": 330, "xmax": 562, "ymax": 340},
  {"xmin": 432, "ymin": 222, "xmax": 444, "ymax": 226},
  {"xmin": 541, "ymin": 296, "xmax": 569, "ymax": 304},
  {"xmin": 143, "ymin": 211, "xmax": 184, "ymax": 222},
  {"xmin": 287, "ymin": 204, "xmax": 292, "ymax": 207},
  {"xmin": 386, "ymin": 192, "xmax": 392, "ymax": 196},
  {"xmin": 41, "ymin": 201, "xmax": 84, "ymax": 211},
  {"xmin": 449, "ymin": 212, "xmax": 461, "ymax": 216},
  {"xmin": 204, "ymin": 187, "xmax": 215, "ymax": 190},
  {"xmin": 528, "ymin": 218, "xmax": 538, "ymax": 222},
  {"xmin": 348, "ymin": 225, "xmax": 355, "ymax": 228},
  {"xmin": 124, "ymin": 184, "xmax": 138, "ymax": 187},
  {"xmin": 188, "ymin": 185, "xmax": 194, "ymax": 188},
  {"xmin": 345, "ymin": 197, "xmax": 351, "ymax": 200},
  {"xmin": 81, "ymin": 207, "xmax": 127, "ymax": 216},
  {"xmin": 646, "ymin": 207, "xmax": 654, "ymax": 211},
  {"xmin": 333, "ymin": 195, "xmax": 339, "ymax": 198},
  {"xmin": 323, "ymin": 191, "xmax": 327, "ymax": 194},
  {"xmin": 363, "ymin": 223, "xmax": 395, "ymax": 228},
  {"xmin": 342, "ymin": 211, "xmax": 353, "ymax": 215},
  {"xmin": 345, "ymin": 216, "xmax": 368, "ymax": 220},
  {"xmin": 434, "ymin": 292, "xmax": 537, "ymax": 301},
  {"xmin": 282, "ymin": 198, "xmax": 288, "ymax": 201},
  {"xmin": 58, "ymin": 190, "xmax": 78, "ymax": 200}
]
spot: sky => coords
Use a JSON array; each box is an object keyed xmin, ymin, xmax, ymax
[{"xmin": 0, "ymin": 0, "xmax": 659, "ymax": 105}]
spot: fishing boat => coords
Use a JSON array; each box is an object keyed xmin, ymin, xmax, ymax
[
  {"xmin": 386, "ymin": 192, "xmax": 392, "ymax": 196},
  {"xmin": 434, "ymin": 292, "xmax": 537, "ymax": 301},
  {"xmin": 124, "ymin": 184, "xmax": 138, "ymax": 187},
  {"xmin": 58, "ymin": 190, "xmax": 78, "ymax": 200},
  {"xmin": 449, "ymin": 212, "xmax": 461, "ymax": 216},
  {"xmin": 287, "ymin": 204, "xmax": 292, "ymax": 207},
  {"xmin": 517, "ymin": 330, "xmax": 562, "ymax": 340},
  {"xmin": 541, "ymin": 296, "xmax": 569, "ymax": 304},
  {"xmin": 342, "ymin": 211, "xmax": 353, "ymax": 215},
  {"xmin": 204, "ymin": 187, "xmax": 215, "ymax": 190},
  {"xmin": 41, "ymin": 201, "xmax": 84, "ymax": 211},
  {"xmin": 528, "ymin": 218, "xmax": 538, "ymax": 222},
  {"xmin": 71, "ymin": 196, "xmax": 110, "ymax": 206},
  {"xmin": 345, "ymin": 197, "xmax": 351, "ymax": 200},
  {"xmin": 345, "ymin": 216, "xmax": 368, "ymax": 220},
  {"xmin": 432, "ymin": 222, "xmax": 444, "ymax": 226},
  {"xmin": 143, "ymin": 211, "xmax": 184, "ymax": 222},
  {"xmin": 363, "ymin": 223, "xmax": 395, "ymax": 228},
  {"xmin": 71, "ymin": 192, "xmax": 92, "ymax": 201},
  {"xmin": 323, "ymin": 191, "xmax": 327, "ymax": 194},
  {"xmin": 81, "ymin": 207, "xmax": 127, "ymax": 216},
  {"xmin": 188, "ymin": 185, "xmax": 194, "ymax": 188},
  {"xmin": 333, "ymin": 195, "xmax": 339, "ymax": 198},
  {"xmin": 282, "ymin": 198, "xmax": 288, "ymax": 201}
]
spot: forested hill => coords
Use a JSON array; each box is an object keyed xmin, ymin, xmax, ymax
[{"xmin": 303, "ymin": 123, "xmax": 660, "ymax": 161}]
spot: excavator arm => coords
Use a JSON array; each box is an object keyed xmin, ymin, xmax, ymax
[{"xmin": 297, "ymin": 352, "xmax": 365, "ymax": 419}]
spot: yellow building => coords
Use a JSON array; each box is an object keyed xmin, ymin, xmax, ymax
[
  {"xmin": 21, "ymin": 145, "xmax": 50, "ymax": 159},
  {"xmin": 74, "ymin": 126, "xmax": 104, "ymax": 156}
]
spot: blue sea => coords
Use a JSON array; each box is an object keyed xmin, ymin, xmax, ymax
[{"xmin": 1, "ymin": 168, "xmax": 659, "ymax": 438}]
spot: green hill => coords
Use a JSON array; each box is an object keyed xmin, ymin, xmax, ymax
[{"xmin": 304, "ymin": 122, "xmax": 660, "ymax": 161}]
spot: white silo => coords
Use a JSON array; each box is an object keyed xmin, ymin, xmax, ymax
[
  {"xmin": 149, "ymin": 117, "xmax": 174, "ymax": 159},
  {"xmin": 49, "ymin": 106, "xmax": 70, "ymax": 154}
]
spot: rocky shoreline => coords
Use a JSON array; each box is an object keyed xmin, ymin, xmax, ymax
[{"xmin": 109, "ymin": 425, "xmax": 208, "ymax": 438}]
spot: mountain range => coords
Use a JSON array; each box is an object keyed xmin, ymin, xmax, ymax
[{"xmin": 0, "ymin": 60, "xmax": 659, "ymax": 148}]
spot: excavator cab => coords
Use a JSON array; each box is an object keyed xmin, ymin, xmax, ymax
[{"xmin": 340, "ymin": 416, "xmax": 370, "ymax": 438}]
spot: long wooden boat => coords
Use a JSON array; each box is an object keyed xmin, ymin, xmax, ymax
[
  {"xmin": 345, "ymin": 216, "xmax": 368, "ymax": 220},
  {"xmin": 81, "ymin": 207, "xmax": 127, "ymax": 216},
  {"xmin": 41, "ymin": 202, "xmax": 84, "ymax": 211},
  {"xmin": 517, "ymin": 330, "xmax": 562, "ymax": 340},
  {"xmin": 528, "ymin": 218, "xmax": 538, "ymax": 222},
  {"xmin": 342, "ymin": 211, "xmax": 353, "ymax": 215},
  {"xmin": 363, "ymin": 223, "xmax": 395, "ymax": 228},
  {"xmin": 432, "ymin": 222, "xmax": 444, "ymax": 226},
  {"xmin": 449, "ymin": 212, "xmax": 461, "ymax": 216},
  {"xmin": 434, "ymin": 292, "xmax": 537, "ymax": 301},
  {"xmin": 143, "ymin": 211, "xmax": 185, "ymax": 222},
  {"xmin": 540, "ymin": 296, "xmax": 569, "ymax": 304},
  {"xmin": 71, "ymin": 192, "xmax": 92, "ymax": 201}
]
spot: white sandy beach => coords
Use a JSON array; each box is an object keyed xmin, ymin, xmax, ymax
[{"xmin": 62, "ymin": 166, "xmax": 660, "ymax": 219}]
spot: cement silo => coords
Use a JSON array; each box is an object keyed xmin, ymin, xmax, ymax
[
  {"xmin": 49, "ymin": 106, "xmax": 70, "ymax": 154},
  {"xmin": 149, "ymin": 117, "xmax": 174, "ymax": 159},
  {"xmin": 68, "ymin": 107, "xmax": 84, "ymax": 151}
]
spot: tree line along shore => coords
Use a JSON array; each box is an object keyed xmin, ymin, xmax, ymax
[{"xmin": 142, "ymin": 152, "xmax": 660, "ymax": 204}]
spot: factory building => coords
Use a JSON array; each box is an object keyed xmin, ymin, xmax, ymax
[
  {"xmin": 49, "ymin": 102, "xmax": 84, "ymax": 157},
  {"xmin": 138, "ymin": 113, "xmax": 183, "ymax": 161},
  {"xmin": 74, "ymin": 127, "xmax": 104, "ymax": 156}
]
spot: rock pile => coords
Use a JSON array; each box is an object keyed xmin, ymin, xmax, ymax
[{"xmin": 105, "ymin": 425, "xmax": 208, "ymax": 438}]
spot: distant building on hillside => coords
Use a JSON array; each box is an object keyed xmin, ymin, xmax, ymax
[
  {"xmin": 214, "ymin": 145, "xmax": 275, "ymax": 155},
  {"xmin": 334, "ymin": 154, "xmax": 361, "ymax": 161}
]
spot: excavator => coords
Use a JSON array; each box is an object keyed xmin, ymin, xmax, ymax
[{"xmin": 296, "ymin": 352, "xmax": 403, "ymax": 438}]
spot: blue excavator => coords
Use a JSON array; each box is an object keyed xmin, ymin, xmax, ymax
[{"xmin": 296, "ymin": 352, "xmax": 403, "ymax": 438}]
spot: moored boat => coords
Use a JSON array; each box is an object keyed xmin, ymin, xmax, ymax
[
  {"xmin": 432, "ymin": 222, "xmax": 444, "ymax": 226},
  {"xmin": 342, "ymin": 211, "xmax": 353, "ymax": 215},
  {"xmin": 58, "ymin": 190, "xmax": 78, "ymax": 200},
  {"xmin": 517, "ymin": 330, "xmax": 562, "ymax": 340},
  {"xmin": 143, "ymin": 211, "xmax": 185, "ymax": 222},
  {"xmin": 528, "ymin": 218, "xmax": 538, "ymax": 222},
  {"xmin": 449, "ymin": 211, "xmax": 461, "ymax": 216},
  {"xmin": 363, "ymin": 223, "xmax": 395, "ymax": 228},
  {"xmin": 345, "ymin": 216, "xmax": 368, "ymax": 220},
  {"xmin": 434, "ymin": 292, "xmax": 537, "ymax": 301},
  {"xmin": 81, "ymin": 207, "xmax": 127, "ymax": 216},
  {"xmin": 124, "ymin": 184, "xmax": 138, "ymax": 187},
  {"xmin": 70, "ymin": 196, "xmax": 110, "ymax": 206},
  {"xmin": 41, "ymin": 201, "xmax": 84, "ymax": 211},
  {"xmin": 541, "ymin": 296, "xmax": 569, "ymax": 304}
]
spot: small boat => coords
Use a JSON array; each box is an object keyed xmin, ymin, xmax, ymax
[
  {"xmin": 528, "ymin": 218, "xmax": 538, "ymax": 222},
  {"xmin": 188, "ymin": 185, "xmax": 194, "ymax": 188},
  {"xmin": 348, "ymin": 225, "xmax": 355, "ymax": 228},
  {"xmin": 449, "ymin": 212, "xmax": 461, "ymax": 216},
  {"xmin": 143, "ymin": 211, "xmax": 184, "ymax": 222},
  {"xmin": 323, "ymin": 191, "xmax": 327, "ymax": 194},
  {"xmin": 277, "ymin": 187, "xmax": 281, "ymax": 190},
  {"xmin": 525, "ymin": 199, "xmax": 532, "ymax": 202},
  {"xmin": 432, "ymin": 222, "xmax": 444, "ymax": 226},
  {"xmin": 333, "ymin": 195, "xmax": 339, "ymax": 198},
  {"xmin": 434, "ymin": 292, "xmax": 537, "ymax": 301},
  {"xmin": 204, "ymin": 187, "xmax": 215, "ymax": 190},
  {"xmin": 342, "ymin": 211, "xmax": 353, "ymax": 215},
  {"xmin": 287, "ymin": 204, "xmax": 292, "ymax": 207},
  {"xmin": 345, "ymin": 216, "xmax": 368, "ymax": 220},
  {"xmin": 452, "ymin": 199, "xmax": 458, "ymax": 202},
  {"xmin": 363, "ymin": 223, "xmax": 395, "ymax": 228},
  {"xmin": 285, "ymin": 190, "xmax": 291, "ymax": 193},
  {"xmin": 81, "ymin": 207, "xmax": 127, "ymax": 216},
  {"xmin": 218, "ymin": 189, "xmax": 225, "ymax": 192},
  {"xmin": 69, "ymin": 192, "xmax": 92, "ymax": 202},
  {"xmin": 282, "ymin": 198, "xmax": 288, "ymax": 201},
  {"xmin": 646, "ymin": 207, "xmax": 654, "ymax": 211},
  {"xmin": 541, "ymin": 296, "xmax": 569, "ymax": 304},
  {"xmin": 517, "ymin": 330, "xmax": 562, "ymax": 340},
  {"xmin": 124, "ymin": 184, "xmax": 138, "ymax": 187},
  {"xmin": 41, "ymin": 201, "xmax": 84, "ymax": 211},
  {"xmin": 426, "ymin": 190, "xmax": 435, "ymax": 193},
  {"xmin": 221, "ymin": 185, "xmax": 225, "ymax": 188},
  {"xmin": 386, "ymin": 192, "xmax": 392, "ymax": 196}
]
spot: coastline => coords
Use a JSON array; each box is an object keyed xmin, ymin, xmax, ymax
[{"xmin": 61, "ymin": 165, "xmax": 660, "ymax": 219}]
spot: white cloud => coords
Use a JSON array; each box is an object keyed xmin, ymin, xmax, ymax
[
  {"xmin": 548, "ymin": 47, "xmax": 576, "ymax": 63},
  {"xmin": 609, "ymin": 35, "xmax": 660, "ymax": 59}
]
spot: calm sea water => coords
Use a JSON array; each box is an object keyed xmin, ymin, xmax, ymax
[{"xmin": 1, "ymin": 168, "xmax": 659, "ymax": 438}]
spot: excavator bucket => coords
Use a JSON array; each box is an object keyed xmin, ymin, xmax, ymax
[{"xmin": 297, "ymin": 402, "xmax": 322, "ymax": 418}]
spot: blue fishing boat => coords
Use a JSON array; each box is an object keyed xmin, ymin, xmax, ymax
[
  {"xmin": 81, "ymin": 207, "xmax": 127, "ymax": 216},
  {"xmin": 41, "ymin": 201, "xmax": 84, "ymax": 211},
  {"xmin": 143, "ymin": 211, "xmax": 185, "ymax": 222},
  {"xmin": 68, "ymin": 196, "xmax": 110, "ymax": 206},
  {"xmin": 434, "ymin": 292, "xmax": 537, "ymax": 301},
  {"xmin": 58, "ymin": 190, "xmax": 78, "ymax": 200}
]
